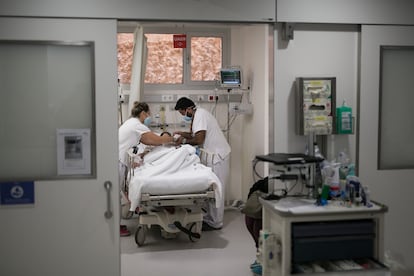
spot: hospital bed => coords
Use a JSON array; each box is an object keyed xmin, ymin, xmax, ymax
[{"xmin": 126, "ymin": 144, "xmax": 222, "ymax": 246}]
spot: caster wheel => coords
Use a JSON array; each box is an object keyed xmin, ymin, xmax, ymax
[
  {"xmin": 135, "ymin": 225, "xmax": 147, "ymax": 246},
  {"xmin": 188, "ymin": 222, "xmax": 201, "ymax": 242}
]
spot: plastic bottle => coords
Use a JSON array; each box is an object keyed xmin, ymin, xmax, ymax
[
  {"xmin": 336, "ymin": 100, "xmax": 352, "ymax": 134},
  {"xmin": 362, "ymin": 185, "xmax": 372, "ymax": 207},
  {"xmin": 329, "ymin": 163, "xmax": 341, "ymax": 198}
]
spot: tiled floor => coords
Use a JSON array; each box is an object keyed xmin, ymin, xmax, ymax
[{"xmin": 121, "ymin": 208, "xmax": 257, "ymax": 276}]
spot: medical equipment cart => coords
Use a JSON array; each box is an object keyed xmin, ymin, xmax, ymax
[{"xmin": 259, "ymin": 197, "xmax": 390, "ymax": 276}]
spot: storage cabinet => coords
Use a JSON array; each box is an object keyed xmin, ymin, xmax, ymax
[{"xmin": 259, "ymin": 197, "xmax": 390, "ymax": 276}]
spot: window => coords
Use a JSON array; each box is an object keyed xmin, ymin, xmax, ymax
[
  {"xmin": 190, "ymin": 36, "xmax": 223, "ymax": 82},
  {"xmin": 378, "ymin": 46, "xmax": 414, "ymax": 169},
  {"xmin": 117, "ymin": 27, "xmax": 229, "ymax": 90},
  {"xmin": 145, "ymin": 34, "xmax": 184, "ymax": 84},
  {"xmin": 117, "ymin": 33, "xmax": 134, "ymax": 84}
]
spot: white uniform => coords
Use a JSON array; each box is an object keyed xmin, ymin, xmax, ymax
[
  {"xmin": 118, "ymin": 117, "xmax": 150, "ymax": 203},
  {"xmin": 192, "ymin": 107, "xmax": 231, "ymax": 228},
  {"xmin": 118, "ymin": 117, "xmax": 150, "ymax": 166}
]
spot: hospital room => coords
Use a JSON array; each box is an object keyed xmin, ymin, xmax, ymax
[{"xmin": 1, "ymin": 1, "xmax": 414, "ymax": 276}]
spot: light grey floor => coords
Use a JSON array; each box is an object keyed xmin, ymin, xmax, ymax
[
  {"xmin": 121, "ymin": 207, "xmax": 408, "ymax": 276},
  {"xmin": 121, "ymin": 208, "xmax": 257, "ymax": 276}
]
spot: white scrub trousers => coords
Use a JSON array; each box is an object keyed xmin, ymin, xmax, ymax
[{"xmin": 204, "ymin": 155, "xmax": 230, "ymax": 228}]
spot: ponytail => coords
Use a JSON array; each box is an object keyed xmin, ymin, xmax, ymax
[{"xmin": 131, "ymin": 102, "xmax": 149, "ymax": 118}]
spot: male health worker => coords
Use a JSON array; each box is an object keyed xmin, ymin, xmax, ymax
[{"xmin": 174, "ymin": 97, "xmax": 231, "ymax": 230}]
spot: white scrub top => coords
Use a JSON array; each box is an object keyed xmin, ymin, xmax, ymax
[
  {"xmin": 192, "ymin": 107, "xmax": 231, "ymax": 163},
  {"xmin": 118, "ymin": 117, "xmax": 150, "ymax": 165}
]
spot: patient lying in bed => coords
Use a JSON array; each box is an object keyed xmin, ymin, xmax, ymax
[{"xmin": 128, "ymin": 144, "xmax": 223, "ymax": 213}]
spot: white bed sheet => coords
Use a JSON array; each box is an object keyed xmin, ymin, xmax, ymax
[{"xmin": 128, "ymin": 145, "xmax": 223, "ymax": 211}]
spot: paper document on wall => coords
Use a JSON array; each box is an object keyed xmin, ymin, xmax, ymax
[{"xmin": 57, "ymin": 129, "xmax": 91, "ymax": 176}]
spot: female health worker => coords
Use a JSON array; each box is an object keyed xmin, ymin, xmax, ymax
[
  {"xmin": 118, "ymin": 101, "xmax": 177, "ymax": 236},
  {"xmin": 174, "ymin": 97, "xmax": 231, "ymax": 230}
]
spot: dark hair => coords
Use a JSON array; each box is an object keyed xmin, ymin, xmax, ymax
[
  {"xmin": 131, "ymin": 102, "xmax": 149, "ymax": 118},
  {"xmin": 175, "ymin": 97, "xmax": 195, "ymax": 110}
]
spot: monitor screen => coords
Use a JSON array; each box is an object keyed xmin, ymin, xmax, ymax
[{"xmin": 220, "ymin": 68, "xmax": 242, "ymax": 88}]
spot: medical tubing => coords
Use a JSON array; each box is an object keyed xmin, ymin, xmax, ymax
[
  {"xmin": 173, "ymin": 221, "xmax": 201, "ymax": 239},
  {"xmin": 252, "ymin": 158, "xmax": 265, "ymax": 180}
]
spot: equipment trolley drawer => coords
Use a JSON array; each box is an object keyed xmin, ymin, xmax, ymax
[
  {"xmin": 292, "ymin": 219, "xmax": 376, "ymax": 263},
  {"xmin": 292, "ymin": 258, "xmax": 390, "ymax": 275},
  {"xmin": 292, "ymin": 219, "xmax": 375, "ymax": 238}
]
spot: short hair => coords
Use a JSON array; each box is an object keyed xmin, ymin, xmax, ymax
[
  {"xmin": 174, "ymin": 97, "xmax": 195, "ymax": 110},
  {"xmin": 131, "ymin": 102, "xmax": 149, "ymax": 118}
]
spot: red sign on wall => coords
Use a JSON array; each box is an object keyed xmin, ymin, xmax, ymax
[{"xmin": 173, "ymin": 34, "xmax": 187, "ymax": 48}]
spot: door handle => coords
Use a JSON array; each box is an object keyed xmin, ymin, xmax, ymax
[{"xmin": 104, "ymin": 181, "xmax": 113, "ymax": 219}]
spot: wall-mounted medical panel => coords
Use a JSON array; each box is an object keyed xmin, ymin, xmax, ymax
[{"xmin": 296, "ymin": 77, "xmax": 336, "ymax": 135}]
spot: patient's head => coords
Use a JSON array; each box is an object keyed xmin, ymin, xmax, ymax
[{"xmin": 160, "ymin": 131, "xmax": 172, "ymax": 137}]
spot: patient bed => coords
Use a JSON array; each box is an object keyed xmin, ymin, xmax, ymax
[{"xmin": 126, "ymin": 144, "xmax": 222, "ymax": 246}]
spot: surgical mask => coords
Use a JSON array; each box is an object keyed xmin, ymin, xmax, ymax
[
  {"xmin": 183, "ymin": 110, "xmax": 193, "ymax": 122},
  {"xmin": 143, "ymin": 116, "xmax": 152, "ymax": 126},
  {"xmin": 183, "ymin": 115, "xmax": 192, "ymax": 122}
]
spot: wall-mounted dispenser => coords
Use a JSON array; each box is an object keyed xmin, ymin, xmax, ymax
[
  {"xmin": 336, "ymin": 100, "xmax": 353, "ymax": 134},
  {"xmin": 296, "ymin": 77, "xmax": 336, "ymax": 135}
]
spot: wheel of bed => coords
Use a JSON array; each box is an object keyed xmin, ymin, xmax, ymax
[
  {"xmin": 173, "ymin": 221, "xmax": 201, "ymax": 242},
  {"xmin": 187, "ymin": 222, "xmax": 202, "ymax": 242},
  {"xmin": 135, "ymin": 224, "xmax": 147, "ymax": 246}
]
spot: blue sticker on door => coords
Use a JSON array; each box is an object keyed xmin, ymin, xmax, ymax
[{"xmin": 0, "ymin": 181, "xmax": 35, "ymax": 205}]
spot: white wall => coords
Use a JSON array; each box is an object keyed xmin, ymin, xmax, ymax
[
  {"xmin": 230, "ymin": 25, "xmax": 271, "ymax": 200},
  {"xmin": 274, "ymin": 24, "xmax": 358, "ymax": 163}
]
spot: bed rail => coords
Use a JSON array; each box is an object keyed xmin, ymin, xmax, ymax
[
  {"xmin": 198, "ymin": 148, "xmax": 216, "ymax": 167},
  {"xmin": 140, "ymin": 190, "xmax": 215, "ymax": 207}
]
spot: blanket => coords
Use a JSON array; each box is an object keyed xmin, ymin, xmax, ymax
[{"xmin": 128, "ymin": 145, "xmax": 223, "ymax": 211}]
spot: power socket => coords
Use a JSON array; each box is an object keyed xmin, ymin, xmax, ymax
[
  {"xmin": 161, "ymin": 95, "xmax": 174, "ymax": 102},
  {"xmin": 197, "ymin": 95, "xmax": 205, "ymax": 101}
]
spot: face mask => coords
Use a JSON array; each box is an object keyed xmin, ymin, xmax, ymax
[
  {"xmin": 183, "ymin": 115, "xmax": 192, "ymax": 122},
  {"xmin": 183, "ymin": 109, "xmax": 193, "ymax": 122},
  {"xmin": 143, "ymin": 116, "xmax": 152, "ymax": 126}
]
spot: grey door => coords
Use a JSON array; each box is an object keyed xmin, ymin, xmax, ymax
[
  {"xmin": 359, "ymin": 24, "xmax": 414, "ymax": 270},
  {"xmin": 0, "ymin": 17, "xmax": 120, "ymax": 276}
]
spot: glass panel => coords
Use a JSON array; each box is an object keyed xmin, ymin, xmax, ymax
[
  {"xmin": 191, "ymin": 36, "xmax": 222, "ymax": 81},
  {"xmin": 117, "ymin": 33, "xmax": 134, "ymax": 85},
  {"xmin": 0, "ymin": 41, "xmax": 95, "ymax": 181},
  {"xmin": 379, "ymin": 46, "xmax": 414, "ymax": 169},
  {"xmin": 144, "ymin": 34, "xmax": 183, "ymax": 84}
]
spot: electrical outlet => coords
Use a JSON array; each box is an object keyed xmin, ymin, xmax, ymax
[
  {"xmin": 229, "ymin": 102, "xmax": 253, "ymax": 115},
  {"xmin": 229, "ymin": 102, "xmax": 239, "ymax": 114},
  {"xmin": 197, "ymin": 95, "xmax": 205, "ymax": 102},
  {"xmin": 161, "ymin": 95, "xmax": 174, "ymax": 102}
]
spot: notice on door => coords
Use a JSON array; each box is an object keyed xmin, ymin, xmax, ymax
[{"xmin": 57, "ymin": 129, "xmax": 91, "ymax": 176}]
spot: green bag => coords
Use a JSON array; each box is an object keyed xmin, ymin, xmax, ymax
[{"xmin": 241, "ymin": 190, "xmax": 263, "ymax": 219}]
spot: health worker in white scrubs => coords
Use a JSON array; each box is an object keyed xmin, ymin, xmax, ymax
[
  {"xmin": 119, "ymin": 101, "xmax": 176, "ymax": 236},
  {"xmin": 174, "ymin": 97, "xmax": 231, "ymax": 231}
]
